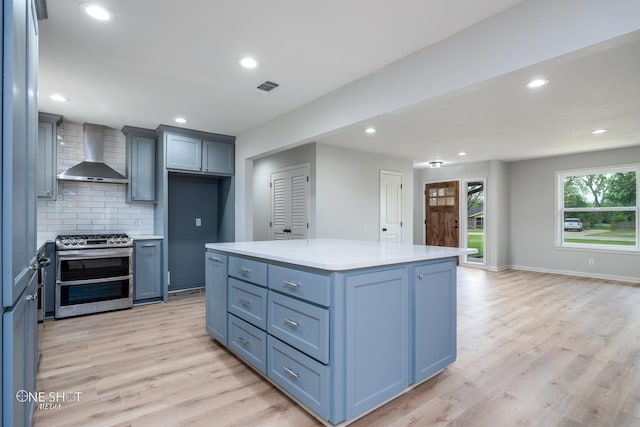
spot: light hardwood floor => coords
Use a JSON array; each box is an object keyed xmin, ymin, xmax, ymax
[{"xmin": 34, "ymin": 268, "xmax": 640, "ymax": 427}]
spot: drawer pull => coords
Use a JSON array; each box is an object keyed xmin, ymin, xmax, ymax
[
  {"xmin": 283, "ymin": 280, "xmax": 299, "ymax": 289},
  {"xmin": 239, "ymin": 297, "xmax": 251, "ymax": 306},
  {"xmin": 284, "ymin": 318, "xmax": 299, "ymax": 328},
  {"xmin": 239, "ymin": 267, "xmax": 251, "ymax": 274},
  {"xmin": 417, "ymin": 273, "xmax": 424, "ymax": 280},
  {"xmin": 238, "ymin": 336, "xmax": 250, "ymax": 346},
  {"xmin": 211, "ymin": 257, "xmax": 224, "ymax": 264},
  {"xmin": 283, "ymin": 366, "xmax": 299, "ymax": 380},
  {"xmin": 141, "ymin": 243, "xmax": 156, "ymax": 247}
]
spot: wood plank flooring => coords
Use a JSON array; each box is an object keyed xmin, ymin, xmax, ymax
[{"xmin": 34, "ymin": 269, "xmax": 640, "ymax": 426}]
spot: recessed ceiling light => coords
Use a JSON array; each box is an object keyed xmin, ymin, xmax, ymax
[
  {"xmin": 526, "ymin": 78, "xmax": 549, "ymax": 89},
  {"xmin": 50, "ymin": 94, "xmax": 69, "ymax": 102},
  {"xmin": 365, "ymin": 127, "xmax": 376, "ymax": 134},
  {"xmin": 458, "ymin": 152, "xmax": 467, "ymax": 156},
  {"xmin": 239, "ymin": 57, "xmax": 258, "ymax": 69},
  {"xmin": 80, "ymin": 3, "xmax": 113, "ymax": 21},
  {"xmin": 591, "ymin": 129, "xmax": 608, "ymax": 135},
  {"xmin": 174, "ymin": 117, "xmax": 187, "ymax": 124},
  {"xmin": 429, "ymin": 161, "xmax": 443, "ymax": 168}
]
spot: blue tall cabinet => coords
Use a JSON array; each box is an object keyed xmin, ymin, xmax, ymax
[{"xmin": 2, "ymin": 0, "xmax": 43, "ymax": 425}]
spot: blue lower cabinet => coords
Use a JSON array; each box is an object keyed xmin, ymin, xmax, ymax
[
  {"xmin": 413, "ymin": 260, "xmax": 457, "ymax": 383},
  {"xmin": 344, "ymin": 268, "xmax": 410, "ymax": 419},
  {"xmin": 3, "ymin": 276, "xmax": 38, "ymax": 427},
  {"xmin": 228, "ymin": 314, "xmax": 267, "ymax": 375},
  {"xmin": 205, "ymin": 252, "xmax": 228, "ymax": 345},
  {"xmin": 267, "ymin": 336, "xmax": 330, "ymax": 420}
]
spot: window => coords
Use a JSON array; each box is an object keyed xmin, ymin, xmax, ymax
[
  {"xmin": 557, "ymin": 165, "xmax": 638, "ymax": 251},
  {"xmin": 464, "ymin": 179, "xmax": 485, "ymax": 264}
]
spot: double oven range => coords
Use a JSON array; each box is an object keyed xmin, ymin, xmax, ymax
[{"xmin": 55, "ymin": 233, "xmax": 133, "ymax": 318}]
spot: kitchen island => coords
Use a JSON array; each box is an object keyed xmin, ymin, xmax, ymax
[{"xmin": 204, "ymin": 239, "xmax": 473, "ymax": 425}]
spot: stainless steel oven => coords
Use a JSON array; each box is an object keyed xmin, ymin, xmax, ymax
[{"xmin": 55, "ymin": 234, "xmax": 133, "ymax": 318}]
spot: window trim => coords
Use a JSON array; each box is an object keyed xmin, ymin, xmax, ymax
[{"xmin": 555, "ymin": 163, "xmax": 639, "ymax": 252}]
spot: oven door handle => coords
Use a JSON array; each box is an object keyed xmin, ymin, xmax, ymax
[
  {"xmin": 56, "ymin": 248, "xmax": 132, "ymax": 260},
  {"xmin": 57, "ymin": 275, "xmax": 132, "ymax": 287}
]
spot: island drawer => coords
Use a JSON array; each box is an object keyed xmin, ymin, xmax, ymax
[
  {"xmin": 229, "ymin": 314, "xmax": 267, "ymax": 375},
  {"xmin": 267, "ymin": 336, "xmax": 329, "ymax": 420},
  {"xmin": 268, "ymin": 265, "xmax": 330, "ymax": 307},
  {"xmin": 268, "ymin": 291, "xmax": 329, "ymax": 364},
  {"xmin": 229, "ymin": 256, "xmax": 268, "ymax": 287},
  {"xmin": 228, "ymin": 278, "xmax": 268, "ymax": 329}
]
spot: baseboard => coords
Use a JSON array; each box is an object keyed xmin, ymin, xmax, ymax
[{"xmin": 507, "ymin": 264, "xmax": 640, "ymax": 284}]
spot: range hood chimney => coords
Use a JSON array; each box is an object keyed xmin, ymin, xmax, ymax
[{"xmin": 57, "ymin": 123, "xmax": 128, "ymax": 184}]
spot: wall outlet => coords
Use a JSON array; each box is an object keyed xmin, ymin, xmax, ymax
[
  {"xmin": 588, "ymin": 258, "xmax": 595, "ymax": 266},
  {"xmin": 195, "ymin": 218, "xmax": 202, "ymax": 227}
]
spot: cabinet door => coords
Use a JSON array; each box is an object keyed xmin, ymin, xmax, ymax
[
  {"xmin": 129, "ymin": 135, "xmax": 156, "ymax": 202},
  {"xmin": 166, "ymin": 134, "xmax": 201, "ymax": 171},
  {"xmin": 205, "ymin": 252, "xmax": 228, "ymax": 345},
  {"xmin": 413, "ymin": 260, "xmax": 457, "ymax": 383},
  {"xmin": 134, "ymin": 240, "xmax": 163, "ymax": 301},
  {"xmin": 202, "ymin": 140, "xmax": 233, "ymax": 175},
  {"xmin": 3, "ymin": 275, "xmax": 38, "ymax": 427},
  {"xmin": 345, "ymin": 268, "xmax": 409, "ymax": 419},
  {"xmin": 37, "ymin": 121, "xmax": 55, "ymax": 199}
]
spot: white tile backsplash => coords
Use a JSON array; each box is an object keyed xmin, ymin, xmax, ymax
[{"xmin": 37, "ymin": 120, "xmax": 155, "ymax": 237}]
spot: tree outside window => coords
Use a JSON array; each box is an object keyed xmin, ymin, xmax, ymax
[{"xmin": 558, "ymin": 167, "xmax": 638, "ymax": 250}]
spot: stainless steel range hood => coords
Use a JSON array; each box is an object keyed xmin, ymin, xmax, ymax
[{"xmin": 57, "ymin": 123, "xmax": 128, "ymax": 184}]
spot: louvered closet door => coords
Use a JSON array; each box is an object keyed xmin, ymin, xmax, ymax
[
  {"xmin": 271, "ymin": 170, "xmax": 289, "ymax": 240},
  {"xmin": 270, "ymin": 165, "xmax": 309, "ymax": 240}
]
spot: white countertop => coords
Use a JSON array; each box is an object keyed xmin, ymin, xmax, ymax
[{"xmin": 205, "ymin": 239, "xmax": 475, "ymax": 271}]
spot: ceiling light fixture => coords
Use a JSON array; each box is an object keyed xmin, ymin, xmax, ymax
[
  {"xmin": 591, "ymin": 129, "xmax": 608, "ymax": 135},
  {"xmin": 50, "ymin": 94, "xmax": 69, "ymax": 102},
  {"xmin": 80, "ymin": 3, "xmax": 113, "ymax": 21},
  {"xmin": 174, "ymin": 117, "xmax": 187, "ymax": 124},
  {"xmin": 526, "ymin": 78, "xmax": 549, "ymax": 89},
  {"xmin": 458, "ymin": 152, "xmax": 467, "ymax": 156},
  {"xmin": 240, "ymin": 57, "xmax": 258, "ymax": 69},
  {"xmin": 365, "ymin": 127, "xmax": 376, "ymax": 134},
  {"xmin": 429, "ymin": 161, "xmax": 443, "ymax": 168}
]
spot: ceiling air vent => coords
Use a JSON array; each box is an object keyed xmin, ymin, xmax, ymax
[{"xmin": 256, "ymin": 81, "xmax": 280, "ymax": 93}]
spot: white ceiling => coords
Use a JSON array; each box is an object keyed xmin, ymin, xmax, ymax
[{"xmin": 38, "ymin": 0, "xmax": 640, "ymax": 167}]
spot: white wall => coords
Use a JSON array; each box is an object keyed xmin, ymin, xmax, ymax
[
  {"xmin": 37, "ymin": 120, "xmax": 155, "ymax": 241},
  {"xmin": 316, "ymin": 143, "xmax": 413, "ymax": 243},
  {"xmin": 509, "ymin": 146, "xmax": 640, "ymax": 282},
  {"xmin": 252, "ymin": 143, "xmax": 316, "ymax": 241},
  {"xmin": 234, "ymin": 0, "xmax": 640, "ymax": 241}
]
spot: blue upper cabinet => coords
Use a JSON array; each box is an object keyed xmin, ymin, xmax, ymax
[
  {"xmin": 123, "ymin": 126, "xmax": 157, "ymax": 203},
  {"xmin": 203, "ymin": 140, "xmax": 234, "ymax": 175},
  {"xmin": 160, "ymin": 127, "xmax": 235, "ymax": 176},
  {"xmin": 166, "ymin": 133, "xmax": 202, "ymax": 172},
  {"xmin": 37, "ymin": 113, "xmax": 62, "ymax": 200}
]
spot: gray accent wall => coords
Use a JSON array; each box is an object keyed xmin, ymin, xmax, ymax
[{"xmin": 509, "ymin": 146, "xmax": 640, "ymax": 282}]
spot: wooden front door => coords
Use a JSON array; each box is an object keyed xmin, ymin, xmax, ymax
[{"xmin": 425, "ymin": 181, "xmax": 459, "ymax": 247}]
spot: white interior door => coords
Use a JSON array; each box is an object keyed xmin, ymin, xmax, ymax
[
  {"xmin": 380, "ymin": 171, "xmax": 403, "ymax": 243},
  {"xmin": 270, "ymin": 165, "xmax": 310, "ymax": 240}
]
